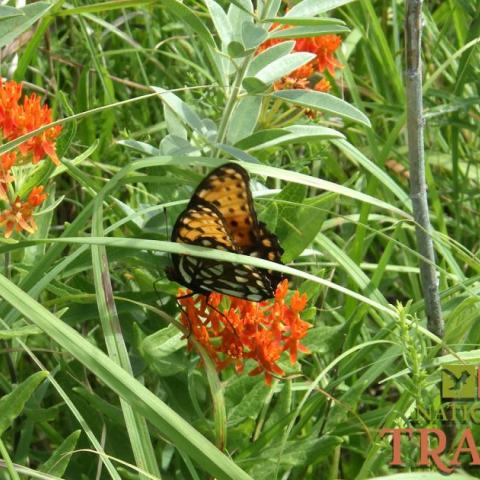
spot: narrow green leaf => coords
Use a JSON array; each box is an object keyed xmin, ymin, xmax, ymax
[
  {"xmin": 244, "ymin": 125, "xmax": 344, "ymax": 151},
  {"xmin": 39, "ymin": 430, "xmax": 81, "ymax": 477},
  {"xmin": 286, "ymin": 0, "xmax": 358, "ymax": 18},
  {"xmin": 0, "ymin": 371, "xmax": 48, "ymax": 436},
  {"xmin": 254, "ymin": 52, "xmax": 315, "ymax": 85},
  {"xmin": 268, "ymin": 25, "xmax": 349, "ymax": 39},
  {"xmin": 168, "ymin": 1, "xmax": 216, "ymax": 48},
  {"xmin": 44, "ymin": 236, "xmax": 398, "ymax": 315},
  {"xmin": 247, "ymin": 41, "xmax": 295, "ymax": 76},
  {"xmin": 0, "ymin": 274, "xmax": 252, "ymax": 480},
  {"xmin": 272, "ymin": 90, "xmax": 371, "ymax": 126},
  {"xmin": 235, "ymin": 128, "xmax": 290, "ymax": 150},
  {"xmin": 0, "ymin": 6, "xmax": 24, "ymax": 19},
  {"xmin": 205, "ymin": 0, "xmax": 232, "ymax": 47},
  {"xmin": 0, "ymin": 325, "xmax": 42, "ymax": 339},
  {"xmin": 263, "ymin": 17, "xmax": 346, "ymax": 26},
  {"xmin": 57, "ymin": 0, "xmax": 154, "ymax": 15}
]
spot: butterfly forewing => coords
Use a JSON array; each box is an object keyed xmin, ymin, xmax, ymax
[
  {"xmin": 192, "ymin": 163, "xmax": 258, "ymax": 250},
  {"xmin": 167, "ymin": 163, "xmax": 284, "ymax": 301},
  {"xmin": 171, "ymin": 200, "xmax": 237, "ymax": 251}
]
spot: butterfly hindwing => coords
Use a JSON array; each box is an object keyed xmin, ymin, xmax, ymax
[
  {"xmin": 167, "ymin": 163, "xmax": 284, "ymax": 301},
  {"xmin": 177, "ymin": 255, "xmax": 275, "ymax": 301}
]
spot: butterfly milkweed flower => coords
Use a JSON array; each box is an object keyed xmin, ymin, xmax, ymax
[
  {"xmin": 0, "ymin": 79, "xmax": 60, "ymax": 237},
  {"xmin": 258, "ymin": 28, "xmax": 343, "ymax": 93},
  {"xmin": 178, "ymin": 279, "xmax": 311, "ymax": 385},
  {"xmin": 0, "ymin": 186, "xmax": 48, "ymax": 238}
]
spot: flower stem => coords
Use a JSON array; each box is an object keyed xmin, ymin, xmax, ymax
[
  {"xmin": 0, "ymin": 437, "xmax": 20, "ymax": 480},
  {"xmin": 215, "ymin": 56, "xmax": 252, "ymax": 154},
  {"xmin": 405, "ymin": 0, "xmax": 444, "ymax": 339}
]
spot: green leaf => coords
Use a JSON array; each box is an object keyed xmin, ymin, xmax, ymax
[
  {"xmin": 39, "ymin": 430, "xmax": 81, "ymax": 477},
  {"xmin": 241, "ymin": 125, "xmax": 344, "ymax": 151},
  {"xmin": 228, "ymin": 0, "xmax": 254, "ymax": 19},
  {"xmin": 285, "ymin": 0, "xmax": 358, "ymax": 18},
  {"xmin": 164, "ymin": 102, "xmax": 187, "ymax": 139},
  {"xmin": 242, "ymin": 77, "xmax": 269, "ymax": 94},
  {"xmin": 259, "ymin": 181, "xmax": 307, "ymax": 262},
  {"xmin": 167, "ymin": 0, "xmax": 224, "ymax": 81},
  {"xmin": 141, "ymin": 324, "xmax": 186, "ymax": 359},
  {"xmin": 169, "ymin": 1, "xmax": 216, "ymax": 48},
  {"xmin": 227, "ymin": 96, "xmax": 263, "ymax": 144},
  {"xmin": 160, "ymin": 134, "xmax": 198, "ymax": 155},
  {"xmin": 247, "ymin": 41, "xmax": 295, "ymax": 76},
  {"xmin": 235, "ymin": 128, "xmax": 290, "ymax": 150},
  {"xmin": 55, "ymin": 92, "xmax": 77, "ymax": 159},
  {"xmin": 205, "ymin": 0, "xmax": 232, "ymax": 47},
  {"xmin": 216, "ymin": 144, "xmax": 261, "ymax": 164},
  {"xmin": 0, "ymin": 6, "xmax": 24, "ymax": 20},
  {"xmin": 227, "ymin": 40, "xmax": 249, "ymax": 58},
  {"xmin": 228, "ymin": 382, "xmax": 270, "ymax": 426},
  {"xmin": 0, "ymin": 273, "xmax": 252, "ymax": 480},
  {"xmin": 0, "ymin": 325, "xmax": 42, "ymax": 339},
  {"xmin": 254, "ymin": 52, "xmax": 315, "ymax": 85},
  {"xmin": 268, "ymin": 25, "xmax": 349, "ymax": 39},
  {"xmin": 227, "ymin": 0, "xmax": 254, "ymax": 51},
  {"xmin": 151, "ymin": 87, "xmax": 206, "ymax": 135},
  {"xmin": 261, "ymin": 0, "xmax": 282, "ymax": 18},
  {"xmin": 117, "ymin": 139, "xmax": 162, "ymax": 156},
  {"xmin": 263, "ymin": 17, "xmax": 346, "ymax": 26},
  {"xmin": 0, "ymin": 371, "xmax": 48, "ymax": 436},
  {"xmin": 56, "ymin": 0, "xmax": 155, "ymax": 15},
  {"xmin": 277, "ymin": 189, "xmax": 336, "ymax": 264},
  {"xmin": 332, "ymin": 139, "xmax": 409, "ymax": 205},
  {"xmin": 0, "ymin": 2, "xmax": 51, "ymax": 49},
  {"xmin": 246, "ymin": 436, "xmax": 342, "ymax": 469},
  {"xmin": 241, "ymin": 23, "xmax": 267, "ymax": 49},
  {"xmin": 272, "ymin": 90, "xmax": 371, "ymax": 127}
]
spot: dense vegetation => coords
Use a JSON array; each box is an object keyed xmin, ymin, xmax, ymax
[{"xmin": 0, "ymin": 0, "xmax": 479, "ymax": 479}]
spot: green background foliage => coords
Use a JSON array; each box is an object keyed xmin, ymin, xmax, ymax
[{"xmin": 0, "ymin": 0, "xmax": 479, "ymax": 478}]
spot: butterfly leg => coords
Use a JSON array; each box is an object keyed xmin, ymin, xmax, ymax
[
  {"xmin": 204, "ymin": 294, "xmax": 240, "ymax": 339},
  {"xmin": 175, "ymin": 291, "xmax": 197, "ymax": 338}
]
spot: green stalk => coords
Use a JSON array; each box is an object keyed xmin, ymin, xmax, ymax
[
  {"xmin": 0, "ymin": 437, "xmax": 20, "ymax": 480},
  {"xmin": 215, "ymin": 56, "xmax": 252, "ymax": 152},
  {"xmin": 92, "ymin": 192, "xmax": 161, "ymax": 479}
]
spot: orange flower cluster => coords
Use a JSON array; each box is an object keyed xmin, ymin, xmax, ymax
[
  {"xmin": 0, "ymin": 79, "xmax": 59, "ymax": 237},
  {"xmin": 0, "ymin": 79, "xmax": 62, "ymax": 166},
  {"xmin": 178, "ymin": 279, "xmax": 311, "ymax": 385},
  {"xmin": 0, "ymin": 186, "xmax": 47, "ymax": 238},
  {"xmin": 258, "ymin": 29, "xmax": 343, "ymax": 92}
]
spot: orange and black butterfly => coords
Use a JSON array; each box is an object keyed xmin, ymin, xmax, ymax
[{"xmin": 166, "ymin": 163, "xmax": 284, "ymax": 301}]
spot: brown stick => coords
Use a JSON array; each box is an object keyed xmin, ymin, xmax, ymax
[{"xmin": 405, "ymin": 0, "xmax": 444, "ymax": 339}]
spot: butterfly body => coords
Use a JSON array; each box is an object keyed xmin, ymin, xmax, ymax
[{"xmin": 166, "ymin": 163, "xmax": 284, "ymax": 301}]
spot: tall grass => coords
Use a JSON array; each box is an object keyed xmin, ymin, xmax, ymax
[{"xmin": 0, "ymin": 0, "xmax": 479, "ymax": 479}]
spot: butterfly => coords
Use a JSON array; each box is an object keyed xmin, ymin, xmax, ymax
[{"xmin": 166, "ymin": 162, "xmax": 284, "ymax": 301}]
